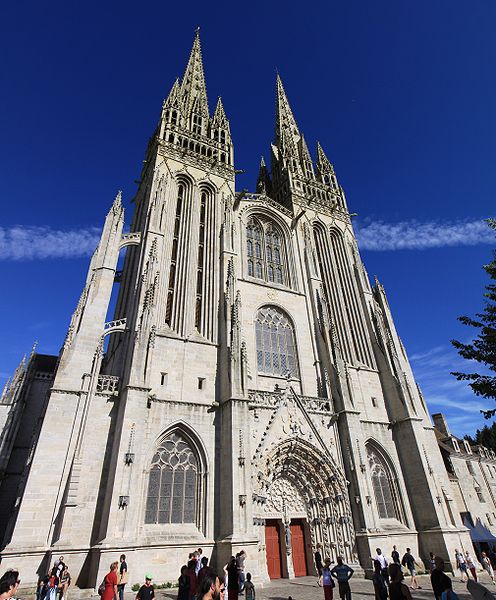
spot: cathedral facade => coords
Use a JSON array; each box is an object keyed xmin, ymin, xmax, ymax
[{"xmin": 0, "ymin": 33, "xmax": 480, "ymax": 587}]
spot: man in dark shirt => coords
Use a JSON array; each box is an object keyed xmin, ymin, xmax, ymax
[
  {"xmin": 136, "ymin": 574, "xmax": 155, "ymax": 600},
  {"xmin": 330, "ymin": 556, "xmax": 354, "ymax": 600},
  {"xmin": 431, "ymin": 557, "xmax": 452, "ymax": 600},
  {"xmin": 315, "ymin": 544, "xmax": 323, "ymax": 576},
  {"xmin": 391, "ymin": 545, "xmax": 400, "ymax": 566}
]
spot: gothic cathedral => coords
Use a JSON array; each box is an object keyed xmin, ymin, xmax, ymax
[{"xmin": 0, "ymin": 32, "xmax": 472, "ymax": 587}]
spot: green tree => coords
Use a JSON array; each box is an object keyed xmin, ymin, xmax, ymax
[
  {"xmin": 463, "ymin": 423, "xmax": 496, "ymax": 451},
  {"xmin": 451, "ymin": 219, "xmax": 496, "ymax": 418}
]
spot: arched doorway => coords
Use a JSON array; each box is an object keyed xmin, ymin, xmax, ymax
[{"xmin": 253, "ymin": 438, "xmax": 357, "ymax": 579}]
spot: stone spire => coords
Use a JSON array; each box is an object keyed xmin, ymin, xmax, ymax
[
  {"xmin": 163, "ymin": 77, "xmax": 181, "ymax": 111},
  {"xmin": 275, "ymin": 74, "xmax": 300, "ymax": 153},
  {"xmin": 211, "ymin": 97, "xmax": 230, "ymax": 131},
  {"xmin": 299, "ymin": 134, "xmax": 314, "ymax": 179},
  {"xmin": 316, "ymin": 141, "xmax": 335, "ymax": 180},
  {"xmin": 256, "ymin": 156, "xmax": 272, "ymax": 195},
  {"xmin": 180, "ymin": 29, "xmax": 209, "ymax": 119}
]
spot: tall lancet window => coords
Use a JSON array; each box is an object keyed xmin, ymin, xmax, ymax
[
  {"xmin": 246, "ymin": 217, "xmax": 289, "ymax": 287},
  {"xmin": 367, "ymin": 445, "xmax": 399, "ymax": 520},
  {"xmin": 195, "ymin": 192, "xmax": 206, "ymax": 329},
  {"xmin": 255, "ymin": 306, "xmax": 299, "ymax": 378},
  {"xmin": 145, "ymin": 432, "xmax": 200, "ymax": 525},
  {"xmin": 165, "ymin": 184, "xmax": 184, "ymax": 325}
]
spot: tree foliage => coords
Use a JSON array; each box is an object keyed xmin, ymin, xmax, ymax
[
  {"xmin": 451, "ymin": 219, "xmax": 496, "ymax": 418},
  {"xmin": 464, "ymin": 423, "xmax": 496, "ymax": 451}
]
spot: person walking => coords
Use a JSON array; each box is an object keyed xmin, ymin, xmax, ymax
[
  {"xmin": 118, "ymin": 555, "xmax": 128, "ymax": 600},
  {"xmin": 480, "ymin": 552, "xmax": 495, "ymax": 584},
  {"xmin": 135, "ymin": 574, "xmax": 154, "ymax": 600},
  {"xmin": 196, "ymin": 549, "xmax": 204, "ymax": 577},
  {"xmin": 372, "ymin": 560, "xmax": 388, "ymax": 600},
  {"xmin": 401, "ymin": 549, "xmax": 421, "ymax": 590},
  {"xmin": 330, "ymin": 556, "xmax": 354, "ymax": 600},
  {"xmin": 465, "ymin": 551, "xmax": 478, "ymax": 581},
  {"xmin": 455, "ymin": 549, "xmax": 468, "ymax": 582},
  {"xmin": 391, "ymin": 546, "xmax": 401, "ymax": 567},
  {"xmin": 374, "ymin": 549, "xmax": 389, "ymax": 585},
  {"xmin": 388, "ymin": 564, "xmax": 412, "ymax": 600},
  {"xmin": 319, "ymin": 558, "xmax": 335, "ymax": 600},
  {"xmin": 431, "ymin": 556, "xmax": 453, "ymax": 600},
  {"xmin": 102, "ymin": 562, "xmax": 118, "ymax": 600}
]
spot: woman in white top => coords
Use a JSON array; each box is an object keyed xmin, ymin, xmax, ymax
[{"xmin": 480, "ymin": 552, "xmax": 495, "ymax": 584}]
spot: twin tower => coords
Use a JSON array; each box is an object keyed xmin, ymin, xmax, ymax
[{"xmin": 0, "ymin": 32, "xmax": 469, "ymax": 586}]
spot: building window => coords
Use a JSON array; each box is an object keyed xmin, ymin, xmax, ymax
[
  {"xmin": 145, "ymin": 432, "xmax": 199, "ymax": 524},
  {"xmin": 467, "ymin": 460, "xmax": 475, "ymax": 475},
  {"xmin": 246, "ymin": 217, "xmax": 289, "ymax": 287},
  {"xmin": 255, "ymin": 305, "xmax": 298, "ymax": 378},
  {"xmin": 475, "ymin": 486, "xmax": 485, "ymax": 503},
  {"xmin": 367, "ymin": 446, "xmax": 399, "ymax": 520},
  {"xmin": 192, "ymin": 114, "xmax": 202, "ymax": 135},
  {"xmin": 165, "ymin": 184, "xmax": 184, "ymax": 325}
]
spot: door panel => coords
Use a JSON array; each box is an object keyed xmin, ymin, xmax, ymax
[
  {"xmin": 291, "ymin": 520, "xmax": 307, "ymax": 577},
  {"xmin": 265, "ymin": 520, "xmax": 282, "ymax": 579}
]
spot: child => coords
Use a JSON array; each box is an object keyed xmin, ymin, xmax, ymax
[
  {"xmin": 244, "ymin": 573, "xmax": 255, "ymax": 600},
  {"xmin": 136, "ymin": 574, "xmax": 155, "ymax": 600}
]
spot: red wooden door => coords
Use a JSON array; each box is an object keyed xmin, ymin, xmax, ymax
[
  {"xmin": 291, "ymin": 520, "xmax": 308, "ymax": 577},
  {"xmin": 265, "ymin": 520, "xmax": 282, "ymax": 579}
]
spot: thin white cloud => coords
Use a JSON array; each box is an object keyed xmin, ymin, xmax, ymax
[
  {"xmin": 0, "ymin": 226, "xmax": 101, "ymax": 260},
  {"xmin": 355, "ymin": 218, "xmax": 494, "ymax": 251}
]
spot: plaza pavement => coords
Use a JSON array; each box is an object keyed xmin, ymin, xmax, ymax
[{"xmin": 149, "ymin": 572, "xmax": 493, "ymax": 600}]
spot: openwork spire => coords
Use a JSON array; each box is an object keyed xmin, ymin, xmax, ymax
[
  {"xmin": 316, "ymin": 141, "xmax": 335, "ymax": 178},
  {"xmin": 275, "ymin": 75, "xmax": 300, "ymax": 152},
  {"xmin": 212, "ymin": 97, "xmax": 229, "ymax": 130},
  {"xmin": 180, "ymin": 29, "xmax": 209, "ymax": 119}
]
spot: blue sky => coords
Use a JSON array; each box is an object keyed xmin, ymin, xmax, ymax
[{"xmin": 1, "ymin": 0, "xmax": 495, "ymax": 437}]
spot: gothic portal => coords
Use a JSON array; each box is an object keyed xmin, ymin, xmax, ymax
[{"xmin": 0, "ymin": 32, "xmax": 472, "ymax": 587}]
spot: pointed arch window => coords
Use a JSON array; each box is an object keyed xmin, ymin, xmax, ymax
[
  {"xmin": 246, "ymin": 217, "xmax": 289, "ymax": 287},
  {"xmin": 255, "ymin": 306, "xmax": 299, "ymax": 378},
  {"xmin": 367, "ymin": 445, "xmax": 400, "ymax": 520},
  {"xmin": 145, "ymin": 432, "xmax": 202, "ymax": 525}
]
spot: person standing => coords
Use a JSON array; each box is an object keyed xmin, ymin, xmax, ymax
[
  {"xmin": 319, "ymin": 558, "xmax": 335, "ymax": 600},
  {"xmin": 315, "ymin": 544, "xmax": 324, "ymax": 577},
  {"xmin": 372, "ymin": 560, "xmax": 388, "ymax": 600},
  {"xmin": 243, "ymin": 573, "xmax": 255, "ymax": 600},
  {"xmin": 401, "ymin": 549, "xmax": 421, "ymax": 590},
  {"xmin": 59, "ymin": 566, "xmax": 71, "ymax": 600},
  {"xmin": 374, "ymin": 549, "xmax": 389, "ymax": 585},
  {"xmin": 431, "ymin": 557, "xmax": 453, "ymax": 600},
  {"xmin": 135, "ymin": 574, "xmax": 154, "ymax": 600},
  {"xmin": 178, "ymin": 566, "xmax": 190, "ymax": 600},
  {"xmin": 118, "ymin": 555, "xmax": 128, "ymax": 600},
  {"xmin": 0, "ymin": 571, "xmax": 20, "ymax": 600},
  {"xmin": 429, "ymin": 553, "xmax": 436, "ymax": 573},
  {"xmin": 330, "ymin": 556, "xmax": 354, "ymax": 600},
  {"xmin": 186, "ymin": 560, "xmax": 198, "ymax": 600},
  {"xmin": 102, "ymin": 562, "xmax": 118, "ymax": 600},
  {"xmin": 388, "ymin": 564, "xmax": 412, "ymax": 600},
  {"xmin": 227, "ymin": 557, "xmax": 239, "ymax": 600},
  {"xmin": 237, "ymin": 551, "xmax": 246, "ymax": 594},
  {"xmin": 196, "ymin": 549, "xmax": 204, "ymax": 577},
  {"xmin": 47, "ymin": 562, "xmax": 60, "ymax": 600},
  {"xmin": 480, "ymin": 552, "xmax": 495, "ymax": 584},
  {"xmin": 455, "ymin": 549, "xmax": 468, "ymax": 582},
  {"xmin": 198, "ymin": 572, "xmax": 223, "ymax": 600}
]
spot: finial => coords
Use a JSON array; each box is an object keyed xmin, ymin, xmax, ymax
[{"xmin": 195, "ymin": 26, "xmax": 200, "ymax": 35}]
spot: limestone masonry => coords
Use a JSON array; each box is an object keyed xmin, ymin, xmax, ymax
[{"xmin": 1, "ymin": 32, "xmax": 495, "ymax": 588}]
